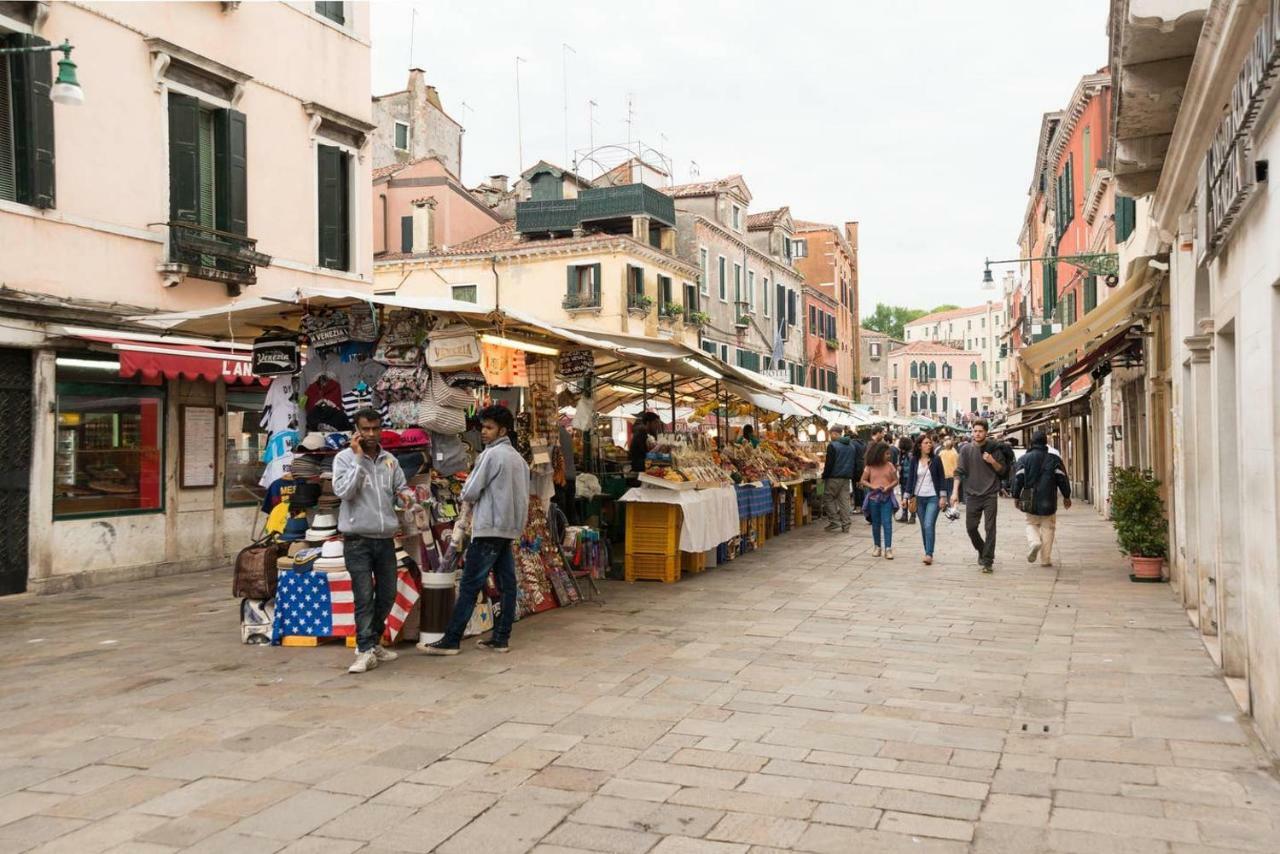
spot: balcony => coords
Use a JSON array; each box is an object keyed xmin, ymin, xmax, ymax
[
  {"xmin": 577, "ymin": 183, "xmax": 676, "ymax": 228},
  {"xmin": 515, "ymin": 199, "xmax": 580, "ymax": 233},
  {"xmin": 562, "ymin": 292, "xmax": 601, "ymax": 312},
  {"xmin": 162, "ymin": 222, "xmax": 271, "ymax": 295}
]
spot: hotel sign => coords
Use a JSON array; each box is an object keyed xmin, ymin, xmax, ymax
[{"xmin": 1204, "ymin": 0, "xmax": 1280, "ymax": 252}]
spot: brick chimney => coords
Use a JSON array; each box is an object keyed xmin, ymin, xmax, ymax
[
  {"xmin": 488, "ymin": 175, "xmax": 508, "ymax": 192},
  {"xmin": 411, "ymin": 197, "xmax": 436, "ymax": 253}
]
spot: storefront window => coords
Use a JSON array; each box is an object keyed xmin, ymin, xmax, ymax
[
  {"xmin": 54, "ymin": 383, "xmax": 165, "ymax": 517},
  {"xmin": 225, "ymin": 390, "xmax": 268, "ymax": 506}
]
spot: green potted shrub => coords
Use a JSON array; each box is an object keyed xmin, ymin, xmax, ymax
[
  {"xmin": 686, "ymin": 310, "xmax": 710, "ymax": 327},
  {"xmin": 660, "ymin": 302, "xmax": 684, "ymax": 319},
  {"xmin": 628, "ymin": 294, "xmax": 654, "ymax": 314},
  {"xmin": 1109, "ymin": 467, "xmax": 1168, "ymax": 580}
]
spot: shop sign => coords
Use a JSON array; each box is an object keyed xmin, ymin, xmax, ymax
[
  {"xmin": 762, "ymin": 369, "xmax": 788, "ymax": 381},
  {"xmin": 559, "ymin": 348, "xmax": 594, "ymax": 378},
  {"xmin": 221, "ymin": 359, "xmax": 256, "ymax": 380},
  {"xmin": 1204, "ymin": 0, "xmax": 1280, "ymax": 252}
]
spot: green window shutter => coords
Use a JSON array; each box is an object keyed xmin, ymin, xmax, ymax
[
  {"xmin": 1084, "ymin": 276, "xmax": 1097, "ymax": 313},
  {"xmin": 401, "ymin": 216, "xmax": 413, "ymax": 252},
  {"xmin": 1115, "ymin": 195, "xmax": 1136, "ymax": 242},
  {"xmin": 214, "ymin": 109, "xmax": 248, "ymax": 235},
  {"xmin": 197, "ymin": 109, "xmax": 215, "ymax": 229},
  {"xmin": 591, "ymin": 263, "xmax": 602, "ymax": 300},
  {"xmin": 910, "ymin": 361, "xmax": 918, "ymax": 378},
  {"xmin": 636, "ymin": 266, "xmax": 644, "ymax": 295},
  {"xmin": 168, "ymin": 93, "xmax": 201, "ymax": 223},
  {"xmin": 316, "ymin": 1, "xmax": 344, "ymax": 24},
  {"xmin": 566, "ymin": 265, "xmax": 578, "ymax": 298},
  {"xmin": 317, "ymin": 144, "xmax": 349, "ymax": 270},
  {"xmin": 7, "ymin": 33, "xmax": 56, "ymax": 208}
]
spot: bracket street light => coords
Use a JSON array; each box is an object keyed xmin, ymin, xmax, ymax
[
  {"xmin": 981, "ymin": 253, "xmax": 1119, "ymax": 289},
  {"xmin": 0, "ymin": 39, "xmax": 84, "ymax": 105}
]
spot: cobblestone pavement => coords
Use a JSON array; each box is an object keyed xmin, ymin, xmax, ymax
[{"xmin": 2, "ymin": 499, "xmax": 1278, "ymax": 853}]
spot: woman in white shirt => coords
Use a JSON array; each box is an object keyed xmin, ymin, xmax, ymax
[{"xmin": 902, "ymin": 434, "xmax": 948, "ymax": 565}]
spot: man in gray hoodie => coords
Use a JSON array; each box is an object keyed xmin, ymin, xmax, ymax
[
  {"xmin": 424, "ymin": 404, "xmax": 530, "ymax": 655},
  {"xmin": 333, "ymin": 407, "xmax": 408, "ymax": 674}
]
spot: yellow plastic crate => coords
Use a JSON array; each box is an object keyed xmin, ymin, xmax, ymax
[
  {"xmin": 626, "ymin": 504, "xmax": 681, "ymax": 554},
  {"xmin": 626, "ymin": 552, "xmax": 681, "ymax": 583},
  {"xmin": 680, "ymin": 550, "xmax": 706, "ymax": 574}
]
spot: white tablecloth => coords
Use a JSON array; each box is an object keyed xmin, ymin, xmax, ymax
[{"xmin": 619, "ymin": 486, "xmax": 739, "ymax": 552}]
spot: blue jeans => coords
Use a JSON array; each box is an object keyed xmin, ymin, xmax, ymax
[
  {"xmin": 869, "ymin": 499, "xmax": 894, "ymax": 548},
  {"xmin": 442, "ymin": 537, "xmax": 517, "ymax": 646},
  {"xmin": 916, "ymin": 495, "xmax": 940, "ymax": 556},
  {"xmin": 344, "ymin": 535, "xmax": 398, "ymax": 653}
]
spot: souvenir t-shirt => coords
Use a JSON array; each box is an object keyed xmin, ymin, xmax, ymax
[
  {"xmin": 261, "ymin": 476, "xmax": 297, "ymax": 513},
  {"xmin": 263, "ymin": 430, "xmax": 301, "ymax": 464},
  {"xmin": 259, "ymin": 452, "xmax": 294, "ymax": 489},
  {"xmin": 260, "ymin": 375, "xmax": 299, "ymax": 436},
  {"xmin": 341, "ymin": 387, "xmax": 389, "ymax": 421},
  {"xmin": 304, "ymin": 377, "xmax": 344, "ymax": 413},
  {"xmin": 300, "ymin": 351, "xmax": 341, "ymax": 390}
]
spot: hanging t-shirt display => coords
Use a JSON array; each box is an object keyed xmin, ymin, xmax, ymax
[
  {"xmin": 260, "ymin": 375, "xmax": 299, "ymax": 435},
  {"xmin": 341, "ymin": 386, "xmax": 389, "ymax": 421},
  {"xmin": 304, "ymin": 377, "xmax": 344, "ymax": 412},
  {"xmin": 263, "ymin": 430, "xmax": 301, "ymax": 464}
]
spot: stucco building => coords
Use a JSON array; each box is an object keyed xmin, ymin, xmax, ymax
[
  {"xmin": 372, "ymin": 156, "xmax": 505, "ymax": 256},
  {"xmin": 904, "ymin": 303, "xmax": 1009, "ymax": 411},
  {"xmin": 858, "ymin": 329, "xmax": 898, "ymax": 414},
  {"xmin": 792, "ymin": 220, "xmax": 860, "ymax": 398},
  {"xmin": 664, "ymin": 180, "xmax": 805, "ymax": 382},
  {"xmin": 802, "ymin": 285, "xmax": 840, "ymax": 394},
  {"xmin": 0, "ymin": 1, "xmax": 374, "ymax": 594},
  {"xmin": 887, "ymin": 342, "xmax": 984, "ymax": 421},
  {"xmin": 370, "ymin": 67, "xmax": 462, "ymax": 178}
]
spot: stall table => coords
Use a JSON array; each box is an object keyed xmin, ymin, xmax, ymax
[{"xmin": 618, "ymin": 486, "xmax": 739, "ymax": 582}]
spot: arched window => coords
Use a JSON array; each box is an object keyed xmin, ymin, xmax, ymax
[
  {"xmin": 942, "ymin": 362, "xmax": 952, "ymax": 379},
  {"xmin": 910, "ymin": 392, "xmax": 918, "ymax": 413},
  {"xmin": 970, "ymin": 362, "xmax": 978, "ymax": 380},
  {"xmin": 929, "ymin": 392, "xmax": 937, "ymax": 412},
  {"xmin": 909, "ymin": 361, "xmax": 918, "ymax": 379},
  {"xmin": 929, "ymin": 361, "xmax": 937, "ymax": 379}
]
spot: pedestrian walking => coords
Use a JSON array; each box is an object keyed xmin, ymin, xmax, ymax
[
  {"xmin": 423, "ymin": 405, "xmax": 530, "ymax": 655},
  {"xmin": 938, "ymin": 434, "xmax": 961, "ymax": 520},
  {"xmin": 821, "ymin": 426, "xmax": 856, "ymax": 533},
  {"xmin": 896, "ymin": 435, "xmax": 916, "ymax": 523},
  {"xmin": 332, "ymin": 407, "xmax": 408, "ymax": 674},
  {"xmin": 859, "ymin": 441, "xmax": 899, "ymax": 559},
  {"xmin": 1012, "ymin": 430, "xmax": 1072, "ymax": 567},
  {"xmin": 950, "ymin": 417, "xmax": 1012, "ymax": 573},
  {"xmin": 902, "ymin": 433, "xmax": 948, "ymax": 565}
]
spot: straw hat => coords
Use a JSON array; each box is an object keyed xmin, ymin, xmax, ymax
[
  {"xmin": 314, "ymin": 538, "xmax": 347, "ymax": 572},
  {"xmin": 305, "ymin": 513, "xmax": 338, "ymax": 542},
  {"xmin": 300, "ymin": 432, "xmax": 328, "ymax": 451}
]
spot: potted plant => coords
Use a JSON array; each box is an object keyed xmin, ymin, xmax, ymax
[
  {"xmin": 660, "ymin": 302, "xmax": 684, "ymax": 320},
  {"xmin": 686, "ymin": 310, "xmax": 710, "ymax": 327},
  {"xmin": 825, "ymin": 337, "xmax": 839, "ymax": 350},
  {"xmin": 1109, "ymin": 467, "xmax": 1168, "ymax": 580},
  {"xmin": 735, "ymin": 315, "xmax": 751, "ymax": 330},
  {"xmin": 628, "ymin": 294, "xmax": 654, "ymax": 314}
]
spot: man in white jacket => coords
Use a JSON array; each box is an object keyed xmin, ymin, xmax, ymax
[{"xmin": 423, "ymin": 405, "xmax": 530, "ymax": 655}]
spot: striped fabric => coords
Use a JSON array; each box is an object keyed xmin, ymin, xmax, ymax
[{"xmin": 383, "ymin": 569, "xmax": 420, "ymax": 643}]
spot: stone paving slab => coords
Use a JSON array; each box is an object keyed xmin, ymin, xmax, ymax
[{"xmin": 1, "ymin": 499, "xmax": 1278, "ymax": 852}]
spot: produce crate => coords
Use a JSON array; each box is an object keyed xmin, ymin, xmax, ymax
[
  {"xmin": 626, "ymin": 552, "xmax": 680, "ymax": 583},
  {"xmin": 680, "ymin": 550, "xmax": 707, "ymax": 574},
  {"xmin": 625, "ymin": 504, "xmax": 681, "ymax": 554}
]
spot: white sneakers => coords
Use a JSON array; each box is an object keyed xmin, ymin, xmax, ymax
[
  {"xmin": 885, "ymin": 548, "xmax": 894, "ymax": 560},
  {"xmin": 348, "ymin": 646, "xmax": 397, "ymax": 673},
  {"xmin": 348, "ymin": 650, "xmax": 378, "ymax": 673},
  {"xmin": 871, "ymin": 547, "xmax": 882, "ymax": 557}
]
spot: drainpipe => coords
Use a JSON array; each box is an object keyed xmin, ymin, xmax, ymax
[{"xmin": 489, "ymin": 255, "xmax": 500, "ymax": 313}]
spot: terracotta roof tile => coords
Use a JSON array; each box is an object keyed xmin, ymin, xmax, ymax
[
  {"xmin": 793, "ymin": 219, "xmax": 837, "ymax": 232},
  {"xmin": 746, "ymin": 207, "xmax": 788, "ymax": 230},
  {"xmin": 907, "ymin": 303, "xmax": 994, "ymax": 326},
  {"xmin": 376, "ymin": 222, "xmax": 694, "ymax": 263},
  {"xmin": 373, "ymin": 155, "xmax": 450, "ymax": 181},
  {"xmin": 892, "ymin": 340, "xmax": 976, "ymax": 356},
  {"xmin": 660, "ymin": 174, "xmax": 745, "ymax": 198}
]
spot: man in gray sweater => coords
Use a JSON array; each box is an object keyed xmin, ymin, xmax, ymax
[
  {"xmin": 424, "ymin": 405, "xmax": 530, "ymax": 655},
  {"xmin": 951, "ymin": 418, "xmax": 1011, "ymax": 574},
  {"xmin": 333, "ymin": 407, "xmax": 408, "ymax": 674}
]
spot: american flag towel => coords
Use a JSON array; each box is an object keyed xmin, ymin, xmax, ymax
[
  {"xmin": 271, "ymin": 570, "xmax": 355, "ymax": 644},
  {"xmin": 383, "ymin": 569, "xmax": 420, "ymax": 643}
]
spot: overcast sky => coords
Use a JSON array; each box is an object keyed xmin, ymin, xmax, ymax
[{"xmin": 370, "ymin": 0, "xmax": 1109, "ymax": 314}]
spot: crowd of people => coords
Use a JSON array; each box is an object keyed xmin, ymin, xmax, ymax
[{"xmin": 822, "ymin": 420, "xmax": 1072, "ymax": 573}]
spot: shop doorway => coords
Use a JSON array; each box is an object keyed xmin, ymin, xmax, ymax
[{"xmin": 0, "ymin": 348, "xmax": 31, "ymax": 595}]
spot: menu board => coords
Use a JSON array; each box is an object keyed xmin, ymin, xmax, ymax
[
  {"xmin": 559, "ymin": 348, "xmax": 595, "ymax": 379},
  {"xmin": 180, "ymin": 405, "xmax": 217, "ymax": 488}
]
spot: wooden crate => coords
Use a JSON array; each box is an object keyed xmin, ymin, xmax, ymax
[
  {"xmin": 625, "ymin": 503, "xmax": 681, "ymax": 554},
  {"xmin": 626, "ymin": 552, "xmax": 680, "ymax": 583},
  {"xmin": 680, "ymin": 550, "xmax": 706, "ymax": 574},
  {"xmin": 280, "ymin": 635, "xmax": 357, "ymax": 648}
]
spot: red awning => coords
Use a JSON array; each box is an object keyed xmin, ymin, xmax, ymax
[
  {"xmin": 1059, "ymin": 325, "xmax": 1144, "ymax": 384},
  {"xmin": 109, "ymin": 340, "xmax": 267, "ymax": 386}
]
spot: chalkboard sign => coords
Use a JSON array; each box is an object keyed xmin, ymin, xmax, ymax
[
  {"xmin": 559, "ymin": 348, "xmax": 595, "ymax": 378},
  {"xmin": 180, "ymin": 405, "xmax": 217, "ymax": 488}
]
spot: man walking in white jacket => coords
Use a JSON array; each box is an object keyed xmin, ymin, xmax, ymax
[{"xmin": 423, "ymin": 405, "xmax": 530, "ymax": 655}]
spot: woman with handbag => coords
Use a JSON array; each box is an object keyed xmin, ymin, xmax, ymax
[
  {"xmin": 1011, "ymin": 430, "xmax": 1072, "ymax": 567},
  {"xmin": 859, "ymin": 441, "xmax": 899, "ymax": 559},
  {"xmin": 896, "ymin": 435, "xmax": 916, "ymax": 523},
  {"xmin": 901, "ymin": 433, "xmax": 948, "ymax": 565}
]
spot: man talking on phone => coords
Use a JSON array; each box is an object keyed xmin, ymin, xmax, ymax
[{"xmin": 332, "ymin": 407, "xmax": 406, "ymax": 674}]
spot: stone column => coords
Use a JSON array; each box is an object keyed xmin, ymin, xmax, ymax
[
  {"xmin": 1185, "ymin": 333, "xmax": 1216, "ymax": 636},
  {"xmin": 27, "ymin": 349, "xmax": 56, "ymax": 589}
]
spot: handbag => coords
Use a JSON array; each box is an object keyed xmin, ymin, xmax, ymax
[
  {"xmin": 252, "ymin": 332, "xmax": 300, "ymax": 376},
  {"xmin": 233, "ymin": 536, "xmax": 285, "ymax": 599},
  {"xmin": 907, "ymin": 496, "xmax": 918, "ymax": 515},
  {"xmin": 417, "ymin": 371, "xmax": 467, "ymax": 434},
  {"xmin": 425, "ymin": 322, "xmax": 481, "ymax": 370}
]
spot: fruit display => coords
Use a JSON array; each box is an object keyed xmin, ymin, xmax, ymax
[{"xmin": 715, "ymin": 436, "xmax": 820, "ymax": 484}]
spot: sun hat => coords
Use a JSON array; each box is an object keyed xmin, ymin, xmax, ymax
[
  {"xmin": 292, "ymin": 546, "xmax": 322, "ymax": 572},
  {"xmin": 290, "ymin": 456, "xmax": 322, "ymax": 480},
  {"xmin": 305, "ymin": 513, "xmax": 338, "ymax": 542},
  {"xmin": 400, "ymin": 427, "xmax": 429, "ymax": 446},
  {"xmin": 320, "ymin": 539, "xmax": 344, "ymax": 559},
  {"xmin": 314, "ymin": 539, "xmax": 347, "ymax": 572},
  {"xmin": 280, "ymin": 515, "xmax": 309, "ymax": 542},
  {"xmin": 300, "ymin": 432, "xmax": 328, "ymax": 451}
]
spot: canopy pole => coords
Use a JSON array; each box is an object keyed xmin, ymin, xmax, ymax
[
  {"xmin": 714, "ymin": 379, "xmax": 723, "ymax": 450},
  {"xmin": 669, "ymin": 376, "xmax": 677, "ymax": 433},
  {"xmin": 642, "ymin": 368, "xmax": 648, "ymax": 412}
]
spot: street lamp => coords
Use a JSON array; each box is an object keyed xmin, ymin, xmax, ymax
[
  {"xmin": 981, "ymin": 262, "xmax": 995, "ymax": 290},
  {"xmin": 0, "ymin": 39, "xmax": 84, "ymax": 106}
]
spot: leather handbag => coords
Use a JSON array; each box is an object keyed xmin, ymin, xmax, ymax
[
  {"xmin": 233, "ymin": 536, "xmax": 285, "ymax": 599},
  {"xmin": 425, "ymin": 322, "xmax": 481, "ymax": 370},
  {"xmin": 417, "ymin": 371, "xmax": 467, "ymax": 434}
]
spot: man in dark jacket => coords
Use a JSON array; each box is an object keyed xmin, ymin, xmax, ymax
[
  {"xmin": 849, "ymin": 431, "xmax": 867, "ymax": 508},
  {"xmin": 1012, "ymin": 430, "xmax": 1071, "ymax": 567},
  {"xmin": 822, "ymin": 427, "xmax": 856, "ymax": 532}
]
